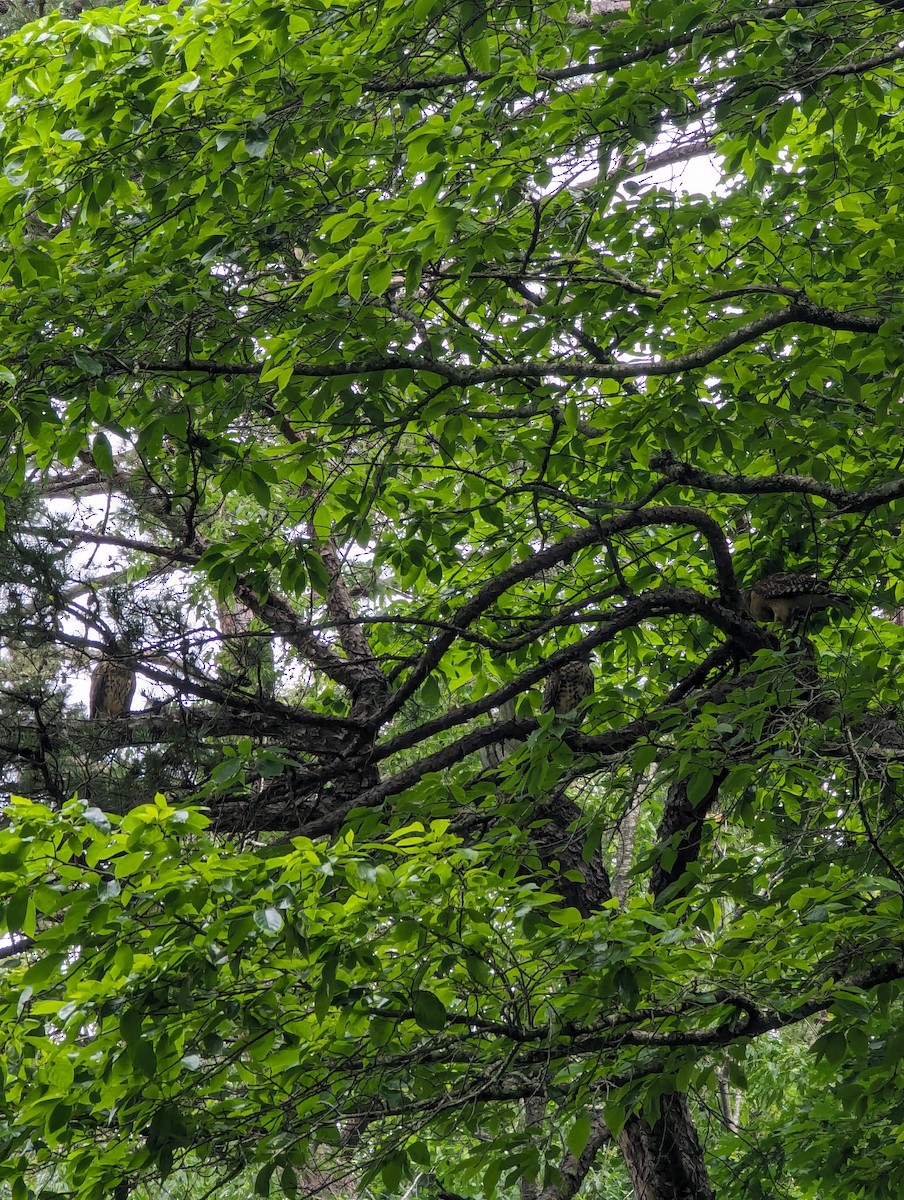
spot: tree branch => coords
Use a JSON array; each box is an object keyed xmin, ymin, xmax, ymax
[
  {"xmin": 44, "ymin": 300, "xmax": 884, "ymax": 389},
  {"xmin": 651, "ymin": 450, "xmax": 904, "ymax": 514},
  {"xmin": 379, "ymin": 510, "xmax": 746, "ymax": 724}
]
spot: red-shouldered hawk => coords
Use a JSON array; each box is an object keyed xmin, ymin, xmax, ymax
[
  {"xmin": 542, "ymin": 653, "xmax": 595, "ymax": 716},
  {"xmin": 89, "ymin": 652, "xmax": 136, "ymax": 718},
  {"xmin": 745, "ymin": 571, "xmax": 851, "ymax": 628}
]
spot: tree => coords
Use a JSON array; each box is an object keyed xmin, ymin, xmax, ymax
[{"xmin": 0, "ymin": 0, "xmax": 903, "ymax": 1197}]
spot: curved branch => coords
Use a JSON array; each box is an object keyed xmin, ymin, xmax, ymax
[
  {"xmin": 651, "ymin": 450, "xmax": 904, "ymax": 514},
  {"xmin": 379, "ymin": 510, "xmax": 746, "ymax": 724},
  {"xmin": 284, "ymin": 587, "xmax": 772, "ymax": 839}
]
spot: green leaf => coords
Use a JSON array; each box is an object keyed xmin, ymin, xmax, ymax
[
  {"xmin": 686, "ymin": 770, "xmax": 715, "ymax": 806},
  {"xmin": 770, "ymin": 100, "xmax": 796, "ymax": 142},
  {"xmin": 566, "ymin": 1113, "xmax": 592, "ymax": 1160},
  {"xmin": 368, "ymin": 260, "xmax": 393, "ymax": 296},
  {"xmin": 671, "ymin": 1, "xmax": 708, "ymax": 32},
  {"xmin": 369, "ymin": 1016, "xmax": 394, "ymax": 1046},
  {"xmin": 253, "ymin": 907, "xmax": 285, "ymax": 934},
  {"xmin": 83, "ymin": 807, "xmax": 111, "ymax": 833},
  {"xmin": 412, "ymin": 989, "xmax": 446, "ymax": 1032},
  {"xmin": 6, "ymin": 888, "xmax": 30, "ymax": 934},
  {"xmin": 91, "ymin": 434, "xmax": 114, "ymax": 475},
  {"xmin": 73, "ymin": 350, "xmax": 104, "ymax": 377},
  {"xmin": 815, "ymin": 1029, "xmax": 848, "ymax": 1068},
  {"xmin": 245, "ymin": 132, "xmax": 271, "ymax": 158},
  {"xmin": 254, "ymin": 1163, "xmax": 275, "ymax": 1197},
  {"xmin": 603, "ymin": 1099, "xmax": 627, "ymax": 1139},
  {"xmin": 465, "ymin": 954, "xmax": 490, "ymax": 984}
]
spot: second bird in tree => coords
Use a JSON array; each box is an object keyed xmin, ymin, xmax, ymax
[
  {"xmin": 542, "ymin": 651, "xmax": 595, "ymax": 716},
  {"xmin": 89, "ymin": 645, "xmax": 136, "ymax": 719},
  {"xmin": 744, "ymin": 571, "xmax": 851, "ymax": 628}
]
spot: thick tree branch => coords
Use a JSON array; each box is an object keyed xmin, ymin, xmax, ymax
[
  {"xmin": 380, "ymin": 511, "xmax": 747, "ymax": 724},
  {"xmin": 651, "ymin": 450, "xmax": 904, "ymax": 513},
  {"xmin": 362, "ymin": 0, "xmax": 852, "ymax": 94},
  {"xmin": 538, "ymin": 1116, "xmax": 612, "ymax": 1200},
  {"xmin": 46, "ymin": 300, "xmax": 884, "ymax": 389}
]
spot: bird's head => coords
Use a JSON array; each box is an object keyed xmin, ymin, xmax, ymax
[{"xmin": 103, "ymin": 634, "xmax": 133, "ymax": 659}]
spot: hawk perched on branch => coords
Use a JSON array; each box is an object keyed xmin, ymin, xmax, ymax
[
  {"xmin": 89, "ymin": 649, "xmax": 136, "ymax": 718},
  {"xmin": 745, "ymin": 572, "xmax": 851, "ymax": 628},
  {"xmin": 542, "ymin": 652, "xmax": 595, "ymax": 716}
]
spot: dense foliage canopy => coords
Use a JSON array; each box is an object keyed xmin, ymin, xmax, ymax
[{"xmin": 1, "ymin": 0, "xmax": 904, "ymax": 1197}]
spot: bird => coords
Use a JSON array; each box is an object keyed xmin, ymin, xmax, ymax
[
  {"xmin": 89, "ymin": 645, "xmax": 136, "ymax": 718},
  {"xmin": 744, "ymin": 571, "xmax": 851, "ymax": 628},
  {"xmin": 541, "ymin": 651, "xmax": 595, "ymax": 716}
]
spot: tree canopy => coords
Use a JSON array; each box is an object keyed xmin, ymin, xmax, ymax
[{"xmin": 1, "ymin": 0, "xmax": 904, "ymax": 1198}]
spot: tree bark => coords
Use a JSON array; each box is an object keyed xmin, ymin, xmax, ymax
[
  {"xmin": 612, "ymin": 770, "xmax": 649, "ymax": 904},
  {"xmin": 610, "ymin": 770, "xmax": 727, "ymax": 1197},
  {"xmin": 618, "ymin": 1095, "xmax": 715, "ymax": 1200},
  {"xmin": 537, "ymin": 773, "xmax": 718, "ymax": 1199}
]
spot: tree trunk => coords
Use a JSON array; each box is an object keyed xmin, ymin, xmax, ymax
[
  {"xmin": 618, "ymin": 1096, "xmax": 715, "ymax": 1200},
  {"xmin": 540, "ymin": 783, "xmax": 718, "ymax": 1200}
]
